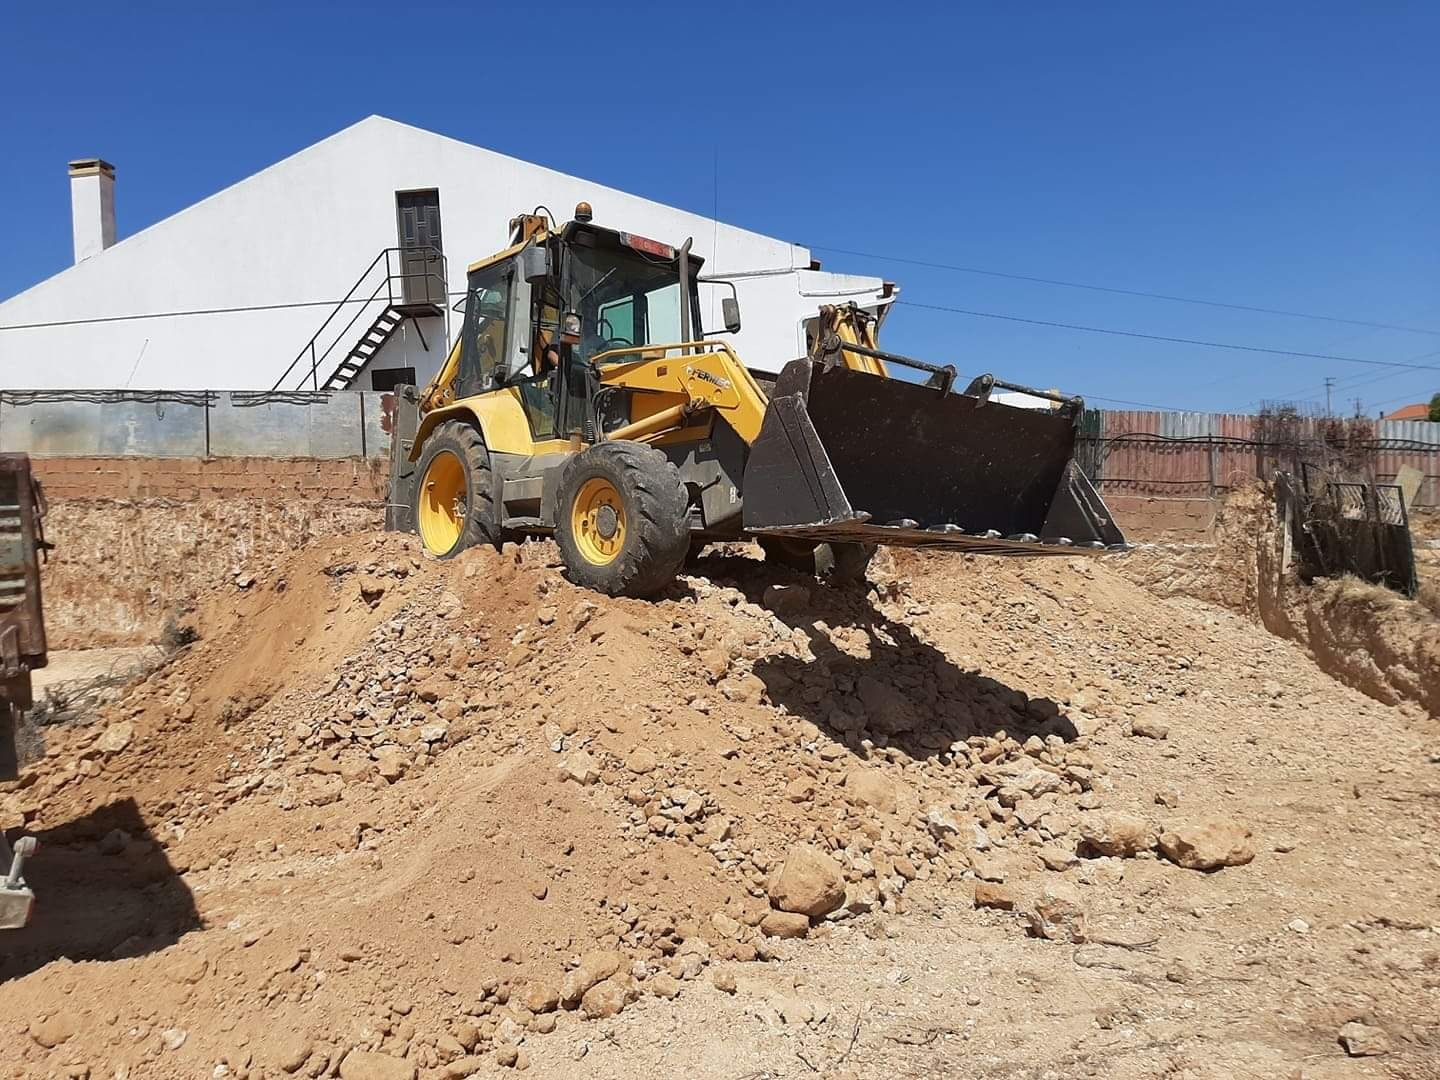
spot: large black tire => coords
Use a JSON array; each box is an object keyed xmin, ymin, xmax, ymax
[
  {"xmin": 554, "ymin": 441, "xmax": 690, "ymax": 598},
  {"xmin": 759, "ymin": 537, "xmax": 874, "ymax": 585},
  {"xmin": 413, "ymin": 421, "xmax": 498, "ymax": 559}
]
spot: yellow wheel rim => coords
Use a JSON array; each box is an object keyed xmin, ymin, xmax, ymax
[
  {"xmin": 572, "ymin": 477, "xmax": 626, "ymax": 565},
  {"xmin": 418, "ymin": 450, "xmax": 467, "ymax": 554}
]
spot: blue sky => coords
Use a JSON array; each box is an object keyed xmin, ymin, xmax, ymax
[{"xmin": 2, "ymin": 1, "xmax": 1436, "ymax": 413}]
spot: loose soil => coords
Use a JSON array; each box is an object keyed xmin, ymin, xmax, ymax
[{"xmin": 2, "ymin": 525, "xmax": 1436, "ymax": 1079}]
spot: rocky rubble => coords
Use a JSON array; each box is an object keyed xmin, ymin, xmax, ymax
[{"xmin": 8, "ymin": 532, "xmax": 1432, "ymax": 1078}]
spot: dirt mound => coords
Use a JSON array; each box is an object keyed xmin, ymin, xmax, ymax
[
  {"xmin": 13, "ymin": 515, "xmax": 1231, "ymax": 1069},
  {"xmin": 5, "ymin": 523, "xmax": 1439, "ymax": 1077},
  {"xmin": 4, "ymin": 531, "xmax": 1137, "ymax": 1074}
]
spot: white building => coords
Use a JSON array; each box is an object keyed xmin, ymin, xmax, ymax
[{"xmin": 0, "ymin": 116, "xmax": 894, "ymax": 391}]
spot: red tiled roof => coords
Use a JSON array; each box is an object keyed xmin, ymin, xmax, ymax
[{"xmin": 1381, "ymin": 403, "xmax": 1431, "ymax": 421}]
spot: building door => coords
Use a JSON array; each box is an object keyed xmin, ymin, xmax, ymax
[{"xmin": 395, "ymin": 189, "xmax": 445, "ymax": 309}]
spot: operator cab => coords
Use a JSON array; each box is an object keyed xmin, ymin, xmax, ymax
[{"xmin": 451, "ymin": 208, "xmax": 719, "ymax": 443}]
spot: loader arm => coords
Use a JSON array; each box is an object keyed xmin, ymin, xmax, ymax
[
  {"xmin": 591, "ymin": 341, "xmax": 771, "ymax": 446},
  {"xmin": 811, "ymin": 303, "xmax": 888, "ymax": 377},
  {"xmin": 417, "ymin": 335, "xmax": 465, "ymax": 415}
]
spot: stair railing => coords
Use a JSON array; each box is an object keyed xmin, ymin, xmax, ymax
[{"xmin": 270, "ymin": 246, "xmax": 450, "ymax": 391}]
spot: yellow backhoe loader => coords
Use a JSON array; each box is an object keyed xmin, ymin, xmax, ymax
[{"xmin": 385, "ymin": 204, "xmax": 1125, "ymax": 597}]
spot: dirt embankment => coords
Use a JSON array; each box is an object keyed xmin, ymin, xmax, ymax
[
  {"xmin": 35, "ymin": 457, "xmax": 386, "ymax": 648},
  {"xmin": 3, "ymin": 530, "xmax": 1437, "ymax": 1078},
  {"xmin": 1118, "ymin": 484, "xmax": 1440, "ymax": 717}
]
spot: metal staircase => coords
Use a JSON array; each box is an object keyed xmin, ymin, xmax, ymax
[{"xmin": 271, "ymin": 245, "xmax": 449, "ymax": 392}]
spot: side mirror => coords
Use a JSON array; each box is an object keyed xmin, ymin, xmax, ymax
[
  {"xmin": 520, "ymin": 244, "xmax": 548, "ymax": 285},
  {"xmin": 722, "ymin": 296, "xmax": 742, "ymax": 334}
]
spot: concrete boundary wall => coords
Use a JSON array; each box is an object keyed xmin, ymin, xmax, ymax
[{"xmin": 0, "ymin": 390, "xmax": 390, "ymax": 460}]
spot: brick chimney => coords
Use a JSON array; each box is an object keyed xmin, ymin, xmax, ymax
[{"xmin": 68, "ymin": 158, "xmax": 116, "ymax": 263}]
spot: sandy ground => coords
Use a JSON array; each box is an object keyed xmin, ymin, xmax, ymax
[{"xmin": 1, "ymin": 531, "xmax": 1436, "ymax": 1079}]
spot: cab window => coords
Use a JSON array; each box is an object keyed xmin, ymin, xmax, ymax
[
  {"xmin": 455, "ymin": 263, "xmax": 512, "ymax": 396},
  {"xmin": 569, "ymin": 244, "xmax": 687, "ymax": 364}
]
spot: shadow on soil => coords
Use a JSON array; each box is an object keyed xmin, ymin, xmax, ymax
[
  {"xmin": 690, "ymin": 552, "xmax": 1078, "ymax": 761},
  {"xmin": 1, "ymin": 797, "xmax": 201, "ymax": 982}
]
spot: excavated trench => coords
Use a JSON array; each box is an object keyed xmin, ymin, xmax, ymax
[{"xmin": 1115, "ymin": 484, "xmax": 1440, "ymax": 717}]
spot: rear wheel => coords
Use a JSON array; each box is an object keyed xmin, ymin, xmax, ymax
[
  {"xmin": 555, "ymin": 441, "xmax": 691, "ymax": 598},
  {"xmin": 414, "ymin": 422, "xmax": 497, "ymax": 558},
  {"xmin": 759, "ymin": 537, "xmax": 874, "ymax": 585}
]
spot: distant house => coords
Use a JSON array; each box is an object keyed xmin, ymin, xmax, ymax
[
  {"xmin": 1381, "ymin": 403, "xmax": 1432, "ymax": 421},
  {"xmin": 0, "ymin": 117, "xmax": 893, "ymax": 391}
]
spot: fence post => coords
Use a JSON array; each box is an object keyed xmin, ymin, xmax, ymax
[
  {"xmin": 1208, "ymin": 442, "xmax": 1217, "ymax": 497},
  {"xmin": 359, "ymin": 393, "xmax": 368, "ymax": 459}
]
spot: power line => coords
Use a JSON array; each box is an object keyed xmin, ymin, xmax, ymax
[
  {"xmin": 1279, "ymin": 367, "xmax": 1415, "ymax": 405},
  {"xmin": 1371, "ymin": 388, "xmax": 1440, "ymax": 411},
  {"xmin": 1083, "ymin": 393, "xmax": 1199, "ymax": 411},
  {"xmin": 0, "ymin": 294, "xmax": 416, "ymax": 332},
  {"xmin": 814, "ymin": 245, "xmax": 1440, "ymax": 337},
  {"xmin": 895, "ymin": 300, "xmax": 1440, "ymax": 373},
  {"xmin": 1264, "ymin": 347, "xmax": 1440, "ymax": 404}
]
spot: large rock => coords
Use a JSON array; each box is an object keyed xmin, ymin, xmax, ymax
[
  {"xmin": 856, "ymin": 676, "xmax": 917, "ymax": 734},
  {"xmin": 339, "ymin": 1051, "xmax": 416, "ymax": 1080},
  {"xmin": 762, "ymin": 583, "xmax": 811, "ymax": 616},
  {"xmin": 625, "ymin": 747, "xmax": 659, "ymax": 775},
  {"xmin": 96, "ymin": 722, "xmax": 135, "ymax": 755},
  {"xmin": 1078, "ymin": 813, "xmax": 1156, "ymax": 858},
  {"xmin": 580, "ymin": 979, "xmax": 628, "ymax": 1020},
  {"xmin": 843, "ymin": 768, "xmax": 898, "ymax": 815},
  {"xmin": 1338, "ymin": 1020, "xmax": 1390, "ymax": 1057},
  {"xmin": 29, "ymin": 1011, "xmax": 78, "ymax": 1049},
  {"xmin": 759, "ymin": 911, "xmax": 810, "ymax": 939},
  {"xmin": 973, "ymin": 882, "xmax": 1016, "ymax": 910},
  {"xmin": 767, "ymin": 844, "xmax": 847, "ymax": 917},
  {"xmin": 560, "ymin": 750, "xmax": 599, "ymax": 786},
  {"xmin": 1130, "ymin": 712, "xmax": 1170, "ymax": 739},
  {"xmin": 271, "ymin": 1032, "xmax": 314, "ymax": 1073},
  {"xmin": 522, "ymin": 980, "xmax": 560, "ymax": 1014},
  {"xmin": 1011, "ymin": 768, "xmax": 1064, "ymax": 798},
  {"xmin": 1157, "ymin": 818, "xmax": 1255, "ymax": 871},
  {"xmin": 561, "ymin": 949, "xmax": 624, "ymax": 1007},
  {"xmin": 1037, "ymin": 846, "xmax": 1079, "ymax": 872},
  {"xmin": 925, "ymin": 806, "xmax": 962, "ymax": 841},
  {"xmin": 372, "ymin": 747, "xmax": 408, "ymax": 783},
  {"xmin": 1026, "ymin": 883, "xmax": 1088, "ymax": 942}
]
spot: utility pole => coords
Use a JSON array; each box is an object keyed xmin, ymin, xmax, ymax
[{"xmin": 1324, "ymin": 376, "xmax": 1335, "ymax": 415}]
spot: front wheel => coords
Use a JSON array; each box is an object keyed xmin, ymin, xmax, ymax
[
  {"xmin": 554, "ymin": 441, "xmax": 691, "ymax": 598},
  {"xmin": 414, "ymin": 421, "xmax": 497, "ymax": 558}
]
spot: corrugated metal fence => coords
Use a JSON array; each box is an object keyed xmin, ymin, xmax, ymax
[
  {"xmin": 1082, "ymin": 410, "xmax": 1440, "ymax": 507},
  {"xmin": 5, "ymin": 391, "xmax": 1440, "ymax": 506},
  {"xmin": 0, "ymin": 389, "xmax": 390, "ymax": 460}
]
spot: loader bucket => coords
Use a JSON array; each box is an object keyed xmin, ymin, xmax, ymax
[{"xmin": 742, "ymin": 360, "xmax": 1126, "ymax": 555}]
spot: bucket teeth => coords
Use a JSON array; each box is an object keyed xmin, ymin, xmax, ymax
[
  {"xmin": 927, "ymin": 523, "xmax": 964, "ymax": 534},
  {"xmin": 978, "ymin": 529, "xmax": 1002, "ymax": 540},
  {"xmin": 1050, "ymin": 537, "xmax": 1074, "ymax": 546},
  {"xmin": 1007, "ymin": 532, "xmax": 1039, "ymax": 543},
  {"xmin": 886, "ymin": 518, "xmax": 919, "ymax": 528}
]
